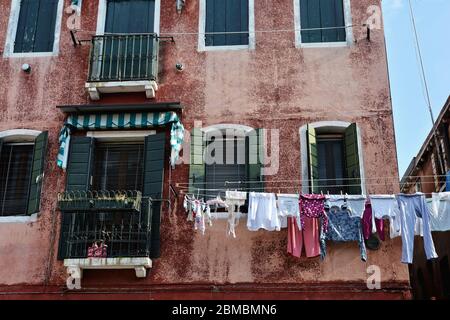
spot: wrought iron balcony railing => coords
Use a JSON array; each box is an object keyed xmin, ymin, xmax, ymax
[
  {"xmin": 57, "ymin": 191, "xmax": 152, "ymax": 260},
  {"xmin": 58, "ymin": 190, "xmax": 142, "ymax": 212},
  {"xmin": 87, "ymin": 33, "xmax": 159, "ymax": 82}
]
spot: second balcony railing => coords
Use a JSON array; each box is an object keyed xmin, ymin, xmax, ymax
[{"xmin": 87, "ymin": 33, "xmax": 159, "ymax": 82}]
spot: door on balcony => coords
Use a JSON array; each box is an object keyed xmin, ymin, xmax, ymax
[{"xmin": 99, "ymin": 0, "xmax": 157, "ymax": 81}]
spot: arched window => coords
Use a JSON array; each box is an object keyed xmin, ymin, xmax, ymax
[
  {"xmin": 300, "ymin": 121, "xmax": 366, "ymax": 194},
  {"xmin": 188, "ymin": 124, "xmax": 264, "ymax": 201}
]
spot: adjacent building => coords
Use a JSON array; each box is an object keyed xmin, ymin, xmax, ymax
[
  {"xmin": 0, "ymin": 0, "xmax": 410, "ymax": 299},
  {"xmin": 401, "ymin": 96, "xmax": 450, "ymax": 299}
]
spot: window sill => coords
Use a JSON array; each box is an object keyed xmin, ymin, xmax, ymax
[
  {"xmin": 199, "ymin": 45, "xmax": 252, "ymax": 52},
  {"xmin": 3, "ymin": 51, "xmax": 58, "ymax": 58},
  {"xmin": 85, "ymin": 80, "xmax": 158, "ymax": 100},
  {"xmin": 0, "ymin": 213, "xmax": 38, "ymax": 224},
  {"xmin": 296, "ymin": 41, "xmax": 350, "ymax": 49}
]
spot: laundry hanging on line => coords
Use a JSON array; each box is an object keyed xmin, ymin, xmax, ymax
[{"xmin": 181, "ymin": 188, "xmax": 448, "ymax": 265}]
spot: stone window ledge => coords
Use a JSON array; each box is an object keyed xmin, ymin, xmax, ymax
[
  {"xmin": 85, "ymin": 80, "xmax": 158, "ymax": 101},
  {"xmin": 64, "ymin": 257, "xmax": 152, "ymax": 279}
]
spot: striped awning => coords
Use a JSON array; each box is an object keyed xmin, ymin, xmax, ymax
[{"xmin": 57, "ymin": 111, "xmax": 184, "ymax": 169}]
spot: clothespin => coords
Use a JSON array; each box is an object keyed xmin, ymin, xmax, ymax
[
  {"xmin": 320, "ymin": 190, "xmax": 323, "ymax": 196},
  {"xmin": 340, "ymin": 190, "xmax": 343, "ymax": 195},
  {"xmin": 327, "ymin": 190, "xmax": 330, "ymax": 196}
]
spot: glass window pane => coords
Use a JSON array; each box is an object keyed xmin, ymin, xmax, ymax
[{"xmin": 92, "ymin": 143, "xmax": 144, "ymax": 191}]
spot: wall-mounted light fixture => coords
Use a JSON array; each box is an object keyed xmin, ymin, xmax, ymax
[
  {"xmin": 176, "ymin": 63, "xmax": 184, "ymax": 72},
  {"xmin": 176, "ymin": 0, "xmax": 185, "ymax": 14},
  {"xmin": 21, "ymin": 63, "xmax": 31, "ymax": 73}
]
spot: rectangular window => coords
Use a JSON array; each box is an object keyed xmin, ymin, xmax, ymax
[
  {"xmin": 14, "ymin": 0, "xmax": 60, "ymax": 53},
  {"xmin": 0, "ymin": 144, "xmax": 34, "ymax": 216},
  {"xmin": 92, "ymin": 143, "xmax": 144, "ymax": 191},
  {"xmin": 105, "ymin": 0, "xmax": 155, "ymax": 34},
  {"xmin": 205, "ymin": 0, "xmax": 249, "ymax": 47},
  {"xmin": 299, "ymin": 0, "xmax": 346, "ymax": 44},
  {"xmin": 316, "ymin": 136, "xmax": 345, "ymax": 194}
]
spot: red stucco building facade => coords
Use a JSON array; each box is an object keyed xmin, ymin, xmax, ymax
[{"xmin": 0, "ymin": 0, "xmax": 410, "ymax": 299}]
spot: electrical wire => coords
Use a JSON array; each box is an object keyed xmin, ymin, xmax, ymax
[
  {"xmin": 160, "ymin": 24, "xmax": 360, "ymax": 37},
  {"xmin": 407, "ymin": 0, "xmax": 445, "ymax": 174},
  {"xmin": 77, "ymin": 24, "xmax": 366, "ymax": 38}
]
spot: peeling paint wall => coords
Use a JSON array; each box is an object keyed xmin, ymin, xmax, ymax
[{"xmin": 0, "ymin": 0, "xmax": 409, "ymax": 296}]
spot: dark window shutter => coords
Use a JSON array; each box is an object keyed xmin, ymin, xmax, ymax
[
  {"xmin": 105, "ymin": 0, "xmax": 155, "ymax": 33},
  {"xmin": 33, "ymin": 0, "xmax": 59, "ymax": 52},
  {"xmin": 14, "ymin": 0, "xmax": 59, "ymax": 53},
  {"xmin": 333, "ymin": 0, "xmax": 346, "ymax": 41},
  {"xmin": 57, "ymin": 211, "xmax": 71, "ymax": 260},
  {"xmin": 205, "ymin": 0, "xmax": 249, "ymax": 46},
  {"xmin": 307, "ymin": 124, "xmax": 319, "ymax": 193},
  {"xmin": 239, "ymin": 0, "xmax": 249, "ymax": 45},
  {"xmin": 300, "ymin": 0, "xmax": 321, "ymax": 43},
  {"xmin": 247, "ymin": 128, "xmax": 264, "ymax": 192},
  {"xmin": 143, "ymin": 132, "xmax": 166, "ymax": 259},
  {"xmin": 0, "ymin": 138, "xmax": 3, "ymax": 156},
  {"xmin": 320, "ymin": 0, "xmax": 338, "ymax": 42},
  {"xmin": 189, "ymin": 128, "xmax": 205, "ymax": 194},
  {"xmin": 300, "ymin": 0, "xmax": 346, "ymax": 43},
  {"xmin": 344, "ymin": 123, "xmax": 361, "ymax": 194},
  {"xmin": 205, "ymin": 0, "xmax": 216, "ymax": 46},
  {"xmin": 26, "ymin": 131, "xmax": 48, "ymax": 215},
  {"xmin": 65, "ymin": 137, "xmax": 95, "ymax": 192}
]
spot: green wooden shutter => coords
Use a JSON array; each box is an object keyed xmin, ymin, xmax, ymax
[
  {"xmin": 307, "ymin": 124, "xmax": 319, "ymax": 193},
  {"xmin": 14, "ymin": 0, "xmax": 59, "ymax": 53},
  {"xmin": 206, "ymin": 0, "xmax": 249, "ymax": 46},
  {"xmin": 320, "ymin": 0, "xmax": 338, "ymax": 42},
  {"xmin": 26, "ymin": 131, "xmax": 48, "ymax": 215},
  {"xmin": 247, "ymin": 128, "xmax": 264, "ymax": 192},
  {"xmin": 57, "ymin": 212, "xmax": 72, "ymax": 260},
  {"xmin": 344, "ymin": 123, "xmax": 362, "ymax": 194},
  {"xmin": 189, "ymin": 128, "xmax": 205, "ymax": 194},
  {"xmin": 300, "ymin": 0, "xmax": 322, "ymax": 43},
  {"xmin": 143, "ymin": 132, "xmax": 166, "ymax": 259},
  {"xmin": 333, "ymin": 0, "xmax": 346, "ymax": 41},
  {"xmin": 65, "ymin": 137, "xmax": 95, "ymax": 192}
]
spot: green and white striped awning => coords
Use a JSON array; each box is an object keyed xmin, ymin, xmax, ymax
[{"xmin": 57, "ymin": 111, "xmax": 184, "ymax": 169}]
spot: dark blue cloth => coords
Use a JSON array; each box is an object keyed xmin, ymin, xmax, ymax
[{"xmin": 320, "ymin": 208, "xmax": 367, "ymax": 261}]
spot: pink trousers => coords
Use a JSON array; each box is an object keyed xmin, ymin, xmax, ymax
[{"xmin": 287, "ymin": 217, "xmax": 320, "ymax": 258}]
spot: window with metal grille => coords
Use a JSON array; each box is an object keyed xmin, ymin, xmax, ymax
[
  {"xmin": 13, "ymin": 0, "xmax": 59, "ymax": 53},
  {"xmin": 0, "ymin": 144, "xmax": 34, "ymax": 216},
  {"xmin": 92, "ymin": 143, "xmax": 144, "ymax": 192},
  {"xmin": 205, "ymin": 0, "xmax": 249, "ymax": 46},
  {"xmin": 299, "ymin": 0, "xmax": 346, "ymax": 43}
]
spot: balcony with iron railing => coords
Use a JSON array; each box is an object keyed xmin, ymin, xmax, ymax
[
  {"xmin": 58, "ymin": 191, "xmax": 153, "ymax": 279},
  {"xmin": 85, "ymin": 33, "xmax": 159, "ymax": 100}
]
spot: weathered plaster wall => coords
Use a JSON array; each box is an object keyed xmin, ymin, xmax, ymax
[{"xmin": 0, "ymin": 0, "xmax": 409, "ymax": 294}]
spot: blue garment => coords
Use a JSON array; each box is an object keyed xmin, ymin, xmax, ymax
[
  {"xmin": 396, "ymin": 193, "xmax": 438, "ymax": 264},
  {"xmin": 320, "ymin": 208, "xmax": 367, "ymax": 262}
]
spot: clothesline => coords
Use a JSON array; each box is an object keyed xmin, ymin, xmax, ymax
[
  {"xmin": 179, "ymin": 183, "xmax": 398, "ymax": 191},
  {"xmin": 175, "ymin": 174, "xmax": 449, "ymax": 186},
  {"xmin": 177, "ymin": 180, "xmax": 441, "ymax": 192}
]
